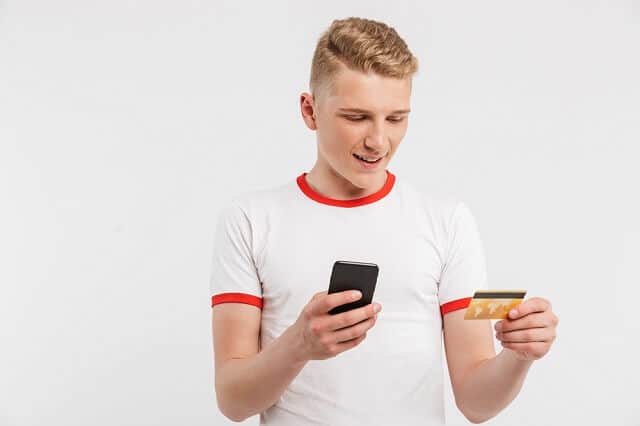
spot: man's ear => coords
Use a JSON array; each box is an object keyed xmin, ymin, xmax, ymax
[{"xmin": 300, "ymin": 92, "xmax": 318, "ymax": 131}]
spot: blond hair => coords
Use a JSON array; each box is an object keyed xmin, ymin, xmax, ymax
[{"xmin": 309, "ymin": 17, "xmax": 419, "ymax": 103}]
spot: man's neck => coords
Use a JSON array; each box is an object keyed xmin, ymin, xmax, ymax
[{"xmin": 304, "ymin": 165, "xmax": 387, "ymax": 200}]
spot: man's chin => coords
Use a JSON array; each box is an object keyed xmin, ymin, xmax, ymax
[{"xmin": 347, "ymin": 168, "xmax": 387, "ymax": 188}]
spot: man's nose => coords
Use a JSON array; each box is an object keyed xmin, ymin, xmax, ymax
[{"xmin": 364, "ymin": 124, "xmax": 386, "ymax": 152}]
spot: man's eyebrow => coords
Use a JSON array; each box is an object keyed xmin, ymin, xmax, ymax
[{"xmin": 337, "ymin": 108, "xmax": 411, "ymax": 114}]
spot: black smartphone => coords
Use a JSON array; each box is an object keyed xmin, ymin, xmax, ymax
[{"xmin": 327, "ymin": 260, "xmax": 379, "ymax": 315}]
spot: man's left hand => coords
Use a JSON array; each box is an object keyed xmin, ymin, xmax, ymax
[{"xmin": 494, "ymin": 297, "xmax": 559, "ymax": 361}]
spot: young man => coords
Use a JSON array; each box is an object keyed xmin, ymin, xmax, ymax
[{"xmin": 210, "ymin": 17, "xmax": 558, "ymax": 425}]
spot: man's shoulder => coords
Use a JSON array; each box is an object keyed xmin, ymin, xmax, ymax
[{"xmin": 221, "ymin": 178, "xmax": 297, "ymax": 218}]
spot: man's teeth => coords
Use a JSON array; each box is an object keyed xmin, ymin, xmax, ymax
[{"xmin": 354, "ymin": 153, "xmax": 381, "ymax": 163}]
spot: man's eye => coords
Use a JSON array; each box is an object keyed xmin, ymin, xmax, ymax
[{"xmin": 344, "ymin": 116, "xmax": 405, "ymax": 122}]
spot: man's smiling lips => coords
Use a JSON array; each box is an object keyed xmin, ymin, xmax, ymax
[
  {"xmin": 353, "ymin": 152, "xmax": 385, "ymax": 162},
  {"xmin": 353, "ymin": 152, "xmax": 386, "ymax": 169}
]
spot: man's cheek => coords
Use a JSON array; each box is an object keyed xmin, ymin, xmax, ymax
[{"xmin": 338, "ymin": 128, "xmax": 361, "ymax": 143}]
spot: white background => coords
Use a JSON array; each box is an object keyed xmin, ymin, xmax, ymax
[{"xmin": 1, "ymin": 1, "xmax": 638, "ymax": 425}]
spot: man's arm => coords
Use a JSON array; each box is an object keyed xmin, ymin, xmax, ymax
[
  {"xmin": 442, "ymin": 309, "xmax": 531, "ymax": 423},
  {"xmin": 212, "ymin": 303, "xmax": 308, "ymax": 422},
  {"xmin": 442, "ymin": 297, "xmax": 558, "ymax": 424},
  {"xmin": 212, "ymin": 290, "xmax": 380, "ymax": 422}
]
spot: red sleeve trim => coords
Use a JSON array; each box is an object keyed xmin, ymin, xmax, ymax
[
  {"xmin": 211, "ymin": 292, "xmax": 263, "ymax": 309},
  {"xmin": 440, "ymin": 297, "xmax": 472, "ymax": 316}
]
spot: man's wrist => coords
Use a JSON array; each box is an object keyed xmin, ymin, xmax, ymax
[
  {"xmin": 282, "ymin": 322, "xmax": 310, "ymax": 366},
  {"xmin": 500, "ymin": 347, "xmax": 535, "ymax": 369}
]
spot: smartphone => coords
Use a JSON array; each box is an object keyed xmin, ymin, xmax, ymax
[{"xmin": 327, "ymin": 260, "xmax": 379, "ymax": 315}]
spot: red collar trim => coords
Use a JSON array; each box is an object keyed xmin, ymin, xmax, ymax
[{"xmin": 296, "ymin": 170, "xmax": 396, "ymax": 208}]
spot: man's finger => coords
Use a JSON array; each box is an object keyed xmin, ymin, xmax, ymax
[
  {"xmin": 496, "ymin": 312, "xmax": 554, "ymax": 333},
  {"xmin": 496, "ymin": 327, "xmax": 554, "ymax": 343},
  {"xmin": 328, "ymin": 302, "xmax": 380, "ymax": 331},
  {"xmin": 508, "ymin": 297, "xmax": 550, "ymax": 320},
  {"xmin": 311, "ymin": 290, "xmax": 362, "ymax": 316},
  {"xmin": 311, "ymin": 291, "xmax": 327, "ymax": 301}
]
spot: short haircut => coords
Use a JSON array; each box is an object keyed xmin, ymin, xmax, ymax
[{"xmin": 309, "ymin": 17, "xmax": 419, "ymax": 104}]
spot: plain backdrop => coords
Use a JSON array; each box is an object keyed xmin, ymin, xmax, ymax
[{"xmin": 1, "ymin": 1, "xmax": 639, "ymax": 425}]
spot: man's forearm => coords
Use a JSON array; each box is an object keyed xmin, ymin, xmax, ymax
[
  {"xmin": 215, "ymin": 325, "xmax": 308, "ymax": 422},
  {"xmin": 455, "ymin": 349, "xmax": 534, "ymax": 423}
]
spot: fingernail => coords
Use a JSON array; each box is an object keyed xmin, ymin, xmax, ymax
[
  {"xmin": 509, "ymin": 309, "xmax": 518, "ymax": 318},
  {"xmin": 495, "ymin": 322, "xmax": 502, "ymax": 332},
  {"xmin": 352, "ymin": 291, "xmax": 362, "ymax": 300},
  {"xmin": 374, "ymin": 303, "xmax": 381, "ymax": 313}
]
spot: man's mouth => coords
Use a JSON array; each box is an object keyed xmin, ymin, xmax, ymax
[{"xmin": 353, "ymin": 153, "xmax": 383, "ymax": 163}]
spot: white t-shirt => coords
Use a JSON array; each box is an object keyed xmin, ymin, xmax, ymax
[{"xmin": 209, "ymin": 169, "xmax": 488, "ymax": 425}]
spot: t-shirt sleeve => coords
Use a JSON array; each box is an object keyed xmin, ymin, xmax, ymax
[
  {"xmin": 209, "ymin": 201, "xmax": 263, "ymax": 309},
  {"xmin": 438, "ymin": 202, "xmax": 488, "ymax": 316}
]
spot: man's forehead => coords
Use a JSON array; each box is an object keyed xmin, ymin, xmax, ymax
[
  {"xmin": 324, "ymin": 69, "xmax": 411, "ymax": 113},
  {"xmin": 330, "ymin": 97, "xmax": 411, "ymax": 114}
]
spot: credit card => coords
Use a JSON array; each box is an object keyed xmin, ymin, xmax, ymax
[{"xmin": 464, "ymin": 290, "xmax": 527, "ymax": 320}]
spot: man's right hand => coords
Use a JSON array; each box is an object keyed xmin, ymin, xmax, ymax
[{"xmin": 290, "ymin": 290, "xmax": 382, "ymax": 361}]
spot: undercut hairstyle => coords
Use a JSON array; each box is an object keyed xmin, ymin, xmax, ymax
[{"xmin": 309, "ymin": 17, "xmax": 419, "ymax": 104}]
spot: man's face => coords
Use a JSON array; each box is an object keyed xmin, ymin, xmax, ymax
[{"xmin": 303, "ymin": 66, "xmax": 412, "ymax": 190}]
